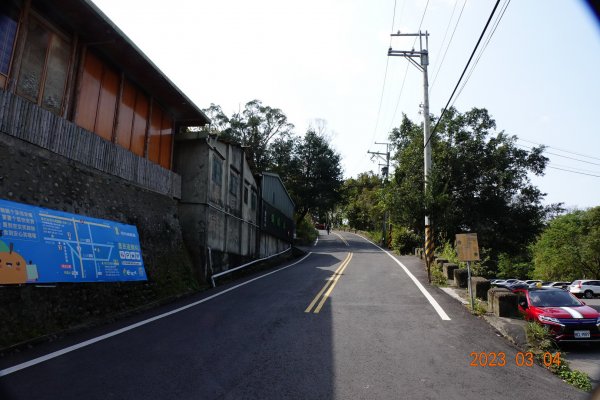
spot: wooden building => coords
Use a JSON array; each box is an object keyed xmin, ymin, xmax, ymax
[{"xmin": 0, "ymin": 0, "xmax": 209, "ymax": 196}]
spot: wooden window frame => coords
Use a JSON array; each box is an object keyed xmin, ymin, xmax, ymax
[{"xmin": 14, "ymin": 11, "xmax": 74, "ymax": 115}]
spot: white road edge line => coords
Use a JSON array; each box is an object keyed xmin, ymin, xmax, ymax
[
  {"xmin": 0, "ymin": 252, "xmax": 313, "ymax": 378},
  {"xmin": 353, "ymin": 233, "xmax": 451, "ymax": 321}
]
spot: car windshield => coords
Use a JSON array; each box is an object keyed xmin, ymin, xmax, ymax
[{"xmin": 529, "ymin": 290, "xmax": 582, "ymax": 307}]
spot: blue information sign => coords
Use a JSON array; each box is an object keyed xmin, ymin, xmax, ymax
[{"xmin": 0, "ymin": 199, "xmax": 146, "ymax": 284}]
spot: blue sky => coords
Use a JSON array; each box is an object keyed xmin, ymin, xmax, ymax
[{"xmin": 91, "ymin": 0, "xmax": 600, "ymax": 209}]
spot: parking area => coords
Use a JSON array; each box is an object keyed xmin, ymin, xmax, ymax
[{"xmin": 582, "ymin": 297, "xmax": 600, "ymax": 312}]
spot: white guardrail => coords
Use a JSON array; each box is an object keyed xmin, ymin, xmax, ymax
[{"xmin": 210, "ymin": 246, "xmax": 292, "ymax": 287}]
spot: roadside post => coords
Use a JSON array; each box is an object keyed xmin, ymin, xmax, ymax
[{"xmin": 455, "ymin": 233, "xmax": 480, "ymax": 311}]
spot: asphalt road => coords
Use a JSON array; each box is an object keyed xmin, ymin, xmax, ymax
[{"xmin": 0, "ymin": 231, "xmax": 589, "ymax": 399}]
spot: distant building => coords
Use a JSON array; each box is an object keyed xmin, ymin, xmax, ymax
[
  {"xmin": 174, "ymin": 132, "xmax": 294, "ymax": 278},
  {"xmin": 256, "ymin": 172, "xmax": 295, "ymax": 256}
]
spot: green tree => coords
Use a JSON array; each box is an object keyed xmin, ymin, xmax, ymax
[
  {"xmin": 203, "ymin": 102, "xmax": 345, "ymax": 228},
  {"xmin": 288, "ymin": 129, "xmax": 344, "ymax": 225},
  {"xmin": 532, "ymin": 207, "xmax": 600, "ymax": 280},
  {"xmin": 388, "ymin": 107, "xmax": 559, "ymax": 268},
  {"xmin": 202, "ymin": 100, "xmax": 294, "ymax": 172},
  {"xmin": 342, "ymin": 172, "xmax": 384, "ymax": 231}
]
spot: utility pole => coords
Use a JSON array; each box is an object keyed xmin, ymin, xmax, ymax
[
  {"xmin": 388, "ymin": 31, "xmax": 434, "ymax": 282},
  {"xmin": 368, "ymin": 142, "xmax": 391, "ymax": 247}
]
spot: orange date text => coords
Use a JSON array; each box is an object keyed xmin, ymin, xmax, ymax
[{"xmin": 469, "ymin": 352, "xmax": 560, "ymax": 367}]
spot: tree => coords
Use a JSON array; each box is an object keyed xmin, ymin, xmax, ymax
[
  {"xmin": 532, "ymin": 207, "xmax": 600, "ymax": 280},
  {"xmin": 288, "ymin": 129, "xmax": 344, "ymax": 225},
  {"xmin": 342, "ymin": 172, "xmax": 384, "ymax": 231},
  {"xmin": 388, "ymin": 107, "xmax": 559, "ymax": 267},
  {"xmin": 202, "ymin": 100, "xmax": 294, "ymax": 172}
]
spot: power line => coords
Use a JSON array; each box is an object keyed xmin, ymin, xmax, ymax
[
  {"xmin": 547, "ymin": 166, "xmax": 600, "ymax": 178},
  {"xmin": 424, "ymin": 0, "xmax": 502, "ymax": 151},
  {"xmin": 368, "ymin": 0, "xmax": 399, "ymax": 147},
  {"xmin": 385, "ymin": 0, "xmax": 430, "ymax": 134},
  {"xmin": 514, "ymin": 144, "xmax": 600, "ymax": 178},
  {"xmin": 430, "ymin": 0, "xmax": 467, "ymax": 94},
  {"xmin": 549, "ymin": 163, "xmax": 600, "ymax": 175},
  {"xmin": 517, "ymin": 138, "xmax": 600, "ymax": 161},
  {"xmin": 453, "ymin": 0, "xmax": 511, "ymax": 104},
  {"xmin": 516, "ymin": 144, "xmax": 600, "ymax": 167}
]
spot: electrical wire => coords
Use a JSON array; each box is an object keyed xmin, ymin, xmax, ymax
[
  {"xmin": 546, "ymin": 166, "xmax": 600, "ymax": 178},
  {"xmin": 423, "ymin": 0, "xmax": 502, "ymax": 151},
  {"xmin": 453, "ymin": 0, "xmax": 511, "ymax": 104},
  {"xmin": 516, "ymin": 143, "xmax": 600, "ymax": 178},
  {"xmin": 385, "ymin": 0, "xmax": 430, "ymax": 134},
  {"xmin": 368, "ymin": 0, "xmax": 399, "ymax": 148},
  {"xmin": 517, "ymin": 138, "xmax": 600, "ymax": 162},
  {"xmin": 516, "ymin": 144, "xmax": 600, "ymax": 167},
  {"xmin": 430, "ymin": 0, "xmax": 467, "ymax": 94}
]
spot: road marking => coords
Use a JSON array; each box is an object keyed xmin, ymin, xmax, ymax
[
  {"xmin": 352, "ymin": 233, "xmax": 451, "ymax": 321},
  {"xmin": 305, "ymin": 252, "xmax": 353, "ymax": 314},
  {"xmin": 333, "ymin": 232, "xmax": 349, "ymax": 246},
  {"xmin": 314, "ymin": 253, "xmax": 353, "ymax": 313},
  {"xmin": 0, "ymin": 252, "xmax": 313, "ymax": 378}
]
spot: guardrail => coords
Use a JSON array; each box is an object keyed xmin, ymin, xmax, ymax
[{"xmin": 210, "ymin": 247, "xmax": 292, "ymax": 287}]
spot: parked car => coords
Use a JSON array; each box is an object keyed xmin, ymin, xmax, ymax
[
  {"xmin": 568, "ymin": 280, "xmax": 600, "ymax": 299},
  {"xmin": 542, "ymin": 281, "xmax": 571, "ymax": 290},
  {"xmin": 524, "ymin": 280, "xmax": 543, "ymax": 286},
  {"xmin": 513, "ymin": 287, "xmax": 600, "ymax": 342},
  {"xmin": 494, "ymin": 279, "xmax": 529, "ymax": 289}
]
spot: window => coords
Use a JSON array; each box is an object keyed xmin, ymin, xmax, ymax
[
  {"xmin": 251, "ymin": 191, "xmax": 257, "ymax": 211},
  {"xmin": 229, "ymin": 171, "xmax": 239, "ymax": 197},
  {"xmin": 243, "ymin": 186, "xmax": 249, "ymax": 204},
  {"xmin": 212, "ymin": 155, "xmax": 222, "ymax": 185},
  {"xmin": 0, "ymin": 4, "xmax": 19, "ymax": 86},
  {"xmin": 16, "ymin": 15, "xmax": 71, "ymax": 114}
]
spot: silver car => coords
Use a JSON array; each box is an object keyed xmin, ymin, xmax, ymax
[{"xmin": 569, "ymin": 280, "xmax": 600, "ymax": 299}]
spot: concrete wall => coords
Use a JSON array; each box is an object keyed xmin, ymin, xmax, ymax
[
  {"xmin": 0, "ymin": 132, "xmax": 198, "ymax": 349},
  {"xmin": 174, "ymin": 133, "xmax": 261, "ymax": 278}
]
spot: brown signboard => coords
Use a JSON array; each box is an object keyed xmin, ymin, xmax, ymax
[{"xmin": 455, "ymin": 233, "xmax": 480, "ymax": 261}]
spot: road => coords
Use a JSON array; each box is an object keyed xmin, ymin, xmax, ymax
[{"xmin": 0, "ymin": 231, "xmax": 588, "ymax": 399}]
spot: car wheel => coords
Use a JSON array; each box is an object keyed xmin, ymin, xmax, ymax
[{"xmin": 584, "ymin": 290, "xmax": 594, "ymax": 299}]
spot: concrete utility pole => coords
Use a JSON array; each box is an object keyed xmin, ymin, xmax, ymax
[
  {"xmin": 388, "ymin": 31, "xmax": 434, "ymax": 282},
  {"xmin": 368, "ymin": 142, "xmax": 391, "ymax": 247}
]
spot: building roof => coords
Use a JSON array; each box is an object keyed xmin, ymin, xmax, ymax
[{"xmin": 33, "ymin": 0, "xmax": 210, "ymax": 126}]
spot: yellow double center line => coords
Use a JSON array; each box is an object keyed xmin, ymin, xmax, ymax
[{"xmin": 305, "ymin": 252, "xmax": 353, "ymax": 314}]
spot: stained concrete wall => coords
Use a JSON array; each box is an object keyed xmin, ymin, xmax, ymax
[
  {"xmin": 174, "ymin": 133, "xmax": 260, "ymax": 279},
  {"xmin": 0, "ymin": 132, "xmax": 198, "ymax": 350}
]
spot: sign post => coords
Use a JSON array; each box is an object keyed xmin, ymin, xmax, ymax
[{"xmin": 455, "ymin": 233, "xmax": 480, "ymax": 311}]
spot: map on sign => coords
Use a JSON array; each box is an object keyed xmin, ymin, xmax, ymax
[{"xmin": 0, "ymin": 199, "xmax": 146, "ymax": 284}]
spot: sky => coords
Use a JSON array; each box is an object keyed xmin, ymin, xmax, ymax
[{"xmin": 90, "ymin": 0, "xmax": 600, "ymax": 210}]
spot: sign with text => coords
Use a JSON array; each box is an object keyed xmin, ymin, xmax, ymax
[
  {"xmin": 455, "ymin": 233, "xmax": 480, "ymax": 262},
  {"xmin": 0, "ymin": 199, "xmax": 146, "ymax": 284}
]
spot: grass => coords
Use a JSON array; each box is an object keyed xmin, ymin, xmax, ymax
[{"xmin": 525, "ymin": 321, "xmax": 592, "ymax": 392}]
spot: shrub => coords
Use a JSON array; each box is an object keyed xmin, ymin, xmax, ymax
[
  {"xmin": 295, "ymin": 215, "xmax": 317, "ymax": 245},
  {"xmin": 391, "ymin": 226, "xmax": 420, "ymax": 255}
]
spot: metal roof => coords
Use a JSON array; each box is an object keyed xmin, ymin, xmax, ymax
[{"xmin": 32, "ymin": 0, "xmax": 210, "ymax": 126}]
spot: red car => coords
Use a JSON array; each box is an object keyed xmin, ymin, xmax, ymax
[{"xmin": 513, "ymin": 287, "xmax": 600, "ymax": 342}]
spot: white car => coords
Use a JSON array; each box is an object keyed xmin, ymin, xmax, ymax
[
  {"xmin": 541, "ymin": 281, "xmax": 570, "ymax": 290},
  {"xmin": 569, "ymin": 280, "xmax": 600, "ymax": 299}
]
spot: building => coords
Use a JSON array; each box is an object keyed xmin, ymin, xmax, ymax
[
  {"xmin": 174, "ymin": 132, "xmax": 295, "ymax": 279},
  {"xmin": 257, "ymin": 172, "xmax": 295, "ymax": 257},
  {"xmin": 1, "ymin": 0, "xmax": 209, "ymax": 197},
  {"xmin": 0, "ymin": 0, "xmax": 209, "ymax": 348},
  {"xmin": 174, "ymin": 131, "xmax": 259, "ymax": 279}
]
